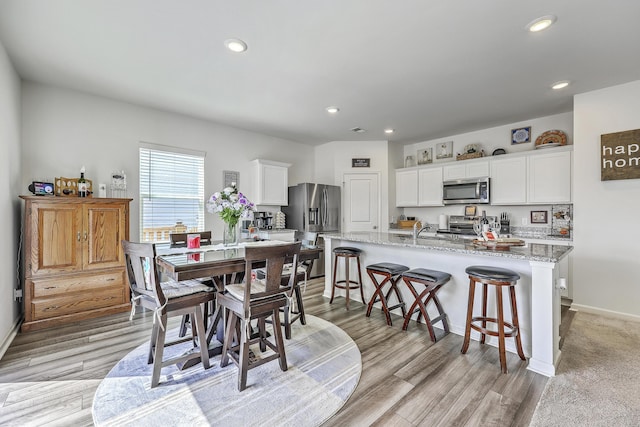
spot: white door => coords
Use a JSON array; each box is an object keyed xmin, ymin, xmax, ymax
[{"xmin": 343, "ymin": 173, "xmax": 380, "ymax": 232}]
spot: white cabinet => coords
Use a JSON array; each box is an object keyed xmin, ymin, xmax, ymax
[
  {"xmin": 396, "ymin": 167, "xmax": 443, "ymax": 207},
  {"xmin": 395, "ymin": 169, "xmax": 418, "ymax": 207},
  {"xmin": 490, "ymin": 156, "xmax": 527, "ymax": 205},
  {"xmin": 528, "ymin": 151, "xmax": 572, "ymax": 204},
  {"xmin": 418, "ymin": 167, "xmax": 443, "ymax": 206},
  {"xmin": 443, "ymin": 159, "xmax": 489, "ymax": 181},
  {"xmin": 252, "ymin": 159, "xmax": 291, "ymax": 206}
]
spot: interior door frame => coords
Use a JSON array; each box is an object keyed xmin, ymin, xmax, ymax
[{"xmin": 342, "ymin": 171, "xmax": 382, "ymax": 232}]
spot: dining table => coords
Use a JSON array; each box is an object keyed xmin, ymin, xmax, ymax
[{"xmin": 155, "ymin": 240, "xmax": 323, "ymax": 366}]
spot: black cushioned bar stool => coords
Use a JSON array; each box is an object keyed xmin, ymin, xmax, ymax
[
  {"xmin": 461, "ymin": 266, "xmax": 526, "ymax": 374},
  {"xmin": 365, "ymin": 263, "xmax": 410, "ymax": 326},
  {"xmin": 330, "ymin": 247, "xmax": 365, "ymax": 310},
  {"xmin": 401, "ymin": 268, "xmax": 451, "ymax": 342}
]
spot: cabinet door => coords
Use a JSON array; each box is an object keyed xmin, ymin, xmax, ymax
[
  {"xmin": 466, "ymin": 160, "xmax": 490, "ymax": 178},
  {"xmin": 418, "ymin": 167, "xmax": 443, "ymax": 206},
  {"xmin": 443, "ymin": 164, "xmax": 466, "ymax": 181},
  {"xmin": 29, "ymin": 202, "xmax": 83, "ymax": 276},
  {"xmin": 528, "ymin": 151, "xmax": 571, "ymax": 204},
  {"xmin": 395, "ymin": 169, "xmax": 418, "ymax": 206},
  {"xmin": 84, "ymin": 203, "xmax": 127, "ymax": 270},
  {"xmin": 490, "ymin": 157, "xmax": 527, "ymax": 205}
]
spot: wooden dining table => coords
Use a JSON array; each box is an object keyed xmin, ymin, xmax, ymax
[{"xmin": 155, "ymin": 241, "xmax": 322, "ymax": 365}]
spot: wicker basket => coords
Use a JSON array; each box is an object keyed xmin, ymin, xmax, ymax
[
  {"xmin": 456, "ymin": 151, "xmax": 484, "ymax": 161},
  {"xmin": 55, "ymin": 177, "xmax": 93, "ymax": 197}
]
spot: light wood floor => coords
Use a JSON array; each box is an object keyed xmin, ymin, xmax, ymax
[{"xmin": 0, "ymin": 278, "xmax": 572, "ymax": 426}]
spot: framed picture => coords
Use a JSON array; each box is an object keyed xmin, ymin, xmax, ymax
[
  {"xmin": 436, "ymin": 141, "xmax": 453, "ymax": 160},
  {"xmin": 417, "ymin": 148, "xmax": 432, "ymax": 165},
  {"xmin": 223, "ymin": 170, "xmax": 239, "ymax": 189},
  {"xmin": 512, "ymin": 126, "xmax": 531, "ymax": 144},
  {"xmin": 464, "ymin": 205, "xmax": 477, "ymax": 216},
  {"xmin": 530, "ymin": 210, "xmax": 548, "ymax": 224}
]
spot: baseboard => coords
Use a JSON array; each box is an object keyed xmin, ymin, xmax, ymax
[
  {"xmin": 571, "ymin": 303, "xmax": 640, "ymax": 323},
  {"xmin": 0, "ymin": 316, "xmax": 22, "ymax": 360}
]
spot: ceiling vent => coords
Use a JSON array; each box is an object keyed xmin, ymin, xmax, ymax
[{"xmin": 351, "ymin": 127, "xmax": 366, "ymax": 133}]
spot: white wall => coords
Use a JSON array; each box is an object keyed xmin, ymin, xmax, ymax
[
  {"xmin": 315, "ymin": 140, "xmax": 390, "ymax": 229},
  {"xmin": 21, "ymin": 83, "xmax": 315, "ymax": 240},
  {"xmin": 573, "ymin": 80, "xmax": 640, "ymax": 319},
  {"xmin": 0, "ymin": 40, "xmax": 21, "ymax": 356}
]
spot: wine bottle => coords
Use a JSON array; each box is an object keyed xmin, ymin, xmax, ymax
[
  {"xmin": 78, "ymin": 166, "xmax": 87, "ymax": 198},
  {"xmin": 481, "ymin": 210, "xmax": 489, "ymax": 226}
]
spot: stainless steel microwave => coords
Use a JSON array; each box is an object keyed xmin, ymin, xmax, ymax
[{"xmin": 442, "ymin": 177, "xmax": 490, "ymax": 205}]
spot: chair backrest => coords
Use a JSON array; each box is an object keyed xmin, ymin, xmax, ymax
[
  {"xmin": 242, "ymin": 241, "xmax": 302, "ymax": 305},
  {"xmin": 122, "ymin": 240, "xmax": 165, "ymax": 309},
  {"xmin": 295, "ymin": 231, "xmax": 318, "ymax": 272},
  {"xmin": 169, "ymin": 231, "xmax": 212, "ymax": 247}
]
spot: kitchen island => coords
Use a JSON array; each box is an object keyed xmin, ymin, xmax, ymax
[{"xmin": 322, "ymin": 232, "xmax": 573, "ymax": 377}]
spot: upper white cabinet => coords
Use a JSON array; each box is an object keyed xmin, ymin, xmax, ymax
[
  {"xmin": 395, "ymin": 167, "xmax": 443, "ymax": 207},
  {"xmin": 418, "ymin": 167, "xmax": 443, "ymax": 206},
  {"xmin": 252, "ymin": 159, "xmax": 291, "ymax": 206},
  {"xmin": 489, "ymin": 147, "xmax": 572, "ymax": 205},
  {"xmin": 528, "ymin": 150, "xmax": 572, "ymax": 204},
  {"xmin": 395, "ymin": 169, "xmax": 418, "ymax": 206},
  {"xmin": 443, "ymin": 159, "xmax": 489, "ymax": 181},
  {"xmin": 490, "ymin": 156, "xmax": 527, "ymax": 205}
]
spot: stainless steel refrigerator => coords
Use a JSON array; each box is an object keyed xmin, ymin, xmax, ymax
[{"xmin": 282, "ymin": 183, "xmax": 341, "ymax": 278}]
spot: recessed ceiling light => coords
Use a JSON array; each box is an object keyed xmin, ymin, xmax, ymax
[
  {"xmin": 551, "ymin": 80, "xmax": 570, "ymax": 90},
  {"xmin": 224, "ymin": 38, "xmax": 248, "ymax": 53},
  {"xmin": 326, "ymin": 106, "xmax": 340, "ymax": 114},
  {"xmin": 525, "ymin": 15, "xmax": 557, "ymax": 32},
  {"xmin": 384, "ymin": 128, "xmax": 394, "ymax": 134}
]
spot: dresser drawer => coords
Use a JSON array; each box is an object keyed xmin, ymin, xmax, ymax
[
  {"xmin": 29, "ymin": 270, "xmax": 125, "ymax": 298},
  {"xmin": 30, "ymin": 286, "xmax": 126, "ymax": 321}
]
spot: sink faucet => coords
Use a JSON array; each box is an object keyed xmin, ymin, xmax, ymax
[{"xmin": 413, "ymin": 222, "xmax": 429, "ymax": 240}]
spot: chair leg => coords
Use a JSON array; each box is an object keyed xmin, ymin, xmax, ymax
[
  {"xmin": 330, "ymin": 253, "xmax": 339, "ymax": 304},
  {"xmin": 271, "ymin": 309, "xmax": 288, "ymax": 372},
  {"xmin": 480, "ymin": 282, "xmax": 488, "ymax": 344},
  {"xmin": 356, "ymin": 257, "xmax": 365, "ymax": 304},
  {"xmin": 238, "ymin": 319, "xmax": 250, "ymax": 391},
  {"xmin": 151, "ymin": 314, "xmax": 168, "ymax": 388},
  {"xmin": 193, "ymin": 305, "xmax": 210, "ymax": 370},
  {"xmin": 179, "ymin": 314, "xmax": 189, "ymax": 338},
  {"xmin": 496, "ymin": 285, "xmax": 508, "ymax": 373},
  {"xmin": 220, "ymin": 312, "xmax": 237, "ymax": 368},
  {"xmin": 344, "ymin": 257, "xmax": 351, "ymax": 310},
  {"xmin": 461, "ymin": 278, "xmax": 476, "ymax": 354},
  {"xmin": 148, "ymin": 321, "xmax": 159, "ymax": 364},
  {"xmin": 258, "ymin": 318, "xmax": 268, "ymax": 351},
  {"xmin": 295, "ymin": 285, "xmax": 306, "ymax": 325},
  {"xmin": 509, "ymin": 286, "xmax": 526, "ymax": 360}
]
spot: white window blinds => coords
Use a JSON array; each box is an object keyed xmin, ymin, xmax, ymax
[{"xmin": 139, "ymin": 146, "xmax": 205, "ymax": 243}]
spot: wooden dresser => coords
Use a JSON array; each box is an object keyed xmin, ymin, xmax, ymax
[{"xmin": 20, "ymin": 196, "xmax": 132, "ymax": 332}]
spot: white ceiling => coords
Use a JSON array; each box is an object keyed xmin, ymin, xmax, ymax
[{"xmin": 1, "ymin": 1, "xmax": 639, "ymax": 145}]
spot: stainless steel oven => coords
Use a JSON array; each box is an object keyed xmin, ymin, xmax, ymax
[{"xmin": 442, "ymin": 177, "xmax": 490, "ymax": 205}]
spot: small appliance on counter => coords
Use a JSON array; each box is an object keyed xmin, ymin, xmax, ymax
[
  {"xmin": 437, "ymin": 215, "xmax": 497, "ymax": 238},
  {"xmin": 255, "ymin": 211, "xmax": 273, "ymax": 229}
]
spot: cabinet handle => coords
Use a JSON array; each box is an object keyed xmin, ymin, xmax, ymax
[
  {"xmin": 44, "ymin": 286, "xmax": 57, "ymax": 290},
  {"xmin": 84, "ymin": 231, "xmax": 88, "ymax": 241},
  {"xmin": 77, "ymin": 232, "xmax": 81, "ymax": 242},
  {"xmin": 44, "ymin": 306, "xmax": 60, "ymax": 311}
]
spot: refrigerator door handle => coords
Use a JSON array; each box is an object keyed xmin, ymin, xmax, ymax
[{"xmin": 322, "ymin": 188, "xmax": 328, "ymax": 227}]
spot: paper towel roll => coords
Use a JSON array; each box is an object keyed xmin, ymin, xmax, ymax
[{"xmin": 439, "ymin": 214, "xmax": 448, "ymax": 230}]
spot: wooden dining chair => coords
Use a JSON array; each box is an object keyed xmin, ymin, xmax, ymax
[
  {"xmin": 169, "ymin": 231, "xmax": 212, "ymax": 247},
  {"xmin": 218, "ymin": 241, "xmax": 302, "ymax": 391},
  {"xmin": 122, "ymin": 240, "xmax": 215, "ymax": 388},
  {"xmin": 168, "ymin": 231, "xmax": 215, "ymax": 337}
]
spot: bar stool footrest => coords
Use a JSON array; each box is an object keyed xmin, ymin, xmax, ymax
[{"xmin": 470, "ymin": 316, "xmax": 518, "ymax": 337}]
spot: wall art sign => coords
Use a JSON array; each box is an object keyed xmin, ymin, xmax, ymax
[
  {"xmin": 436, "ymin": 141, "xmax": 453, "ymax": 160},
  {"xmin": 352, "ymin": 158, "xmax": 370, "ymax": 168},
  {"xmin": 601, "ymin": 129, "xmax": 640, "ymax": 181}
]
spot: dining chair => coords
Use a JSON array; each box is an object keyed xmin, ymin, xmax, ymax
[
  {"xmin": 169, "ymin": 231, "xmax": 213, "ymax": 247},
  {"xmin": 218, "ymin": 241, "xmax": 302, "ymax": 391},
  {"xmin": 169, "ymin": 231, "xmax": 215, "ymax": 337},
  {"xmin": 122, "ymin": 240, "xmax": 215, "ymax": 388}
]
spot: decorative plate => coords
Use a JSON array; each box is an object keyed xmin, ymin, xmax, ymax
[
  {"xmin": 535, "ymin": 130, "xmax": 567, "ymax": 148},
  {"xmin": 512, "ymin": 127, "xmax": 531, "ymax": 144}
]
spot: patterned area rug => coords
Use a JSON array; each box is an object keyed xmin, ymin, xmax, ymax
[
  {"xmin": 92, "ymin": 315, "xmax": 361, "ymax": 426},
  {"xmin": 530, "ymin": 311, "xmax": 640, "ymax": 426}
]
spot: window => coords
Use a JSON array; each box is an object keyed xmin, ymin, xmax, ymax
[{"xmin": 139, "ymin": 144, "xmax": 205, "ymax": 243}]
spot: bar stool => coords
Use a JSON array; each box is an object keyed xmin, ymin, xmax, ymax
[
  {"xmin": 365, "ymin": 263, "xmax": 410, "ymax": 326},
  {"xmin": 330, "ymin": 247, "xmax": 365, "ymax": 310},
  {"xmin": 460, "ymin": 266, "xmax": 526, "ymax": 373},
  {"xmin": 401, "ymin": 268, "xmax": 451, "ymax": 342}
]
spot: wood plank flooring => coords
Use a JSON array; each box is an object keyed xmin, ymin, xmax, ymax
[{"xmin": 0, "ymin": 278, "xmax": 571, "ymax": 426}]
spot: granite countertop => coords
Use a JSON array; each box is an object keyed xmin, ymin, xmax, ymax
[{"xmin": 322, "ymin": 231, "xmax": 573, "ymax": 263}]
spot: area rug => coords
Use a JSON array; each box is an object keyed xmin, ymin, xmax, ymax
[
  {"xmin": 530, "ymin": 311, "xmax": 640, "ymax": 426},
  {"xmin": 92, "ymin": 315, "xmax": 361, "ymax": 426}
]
